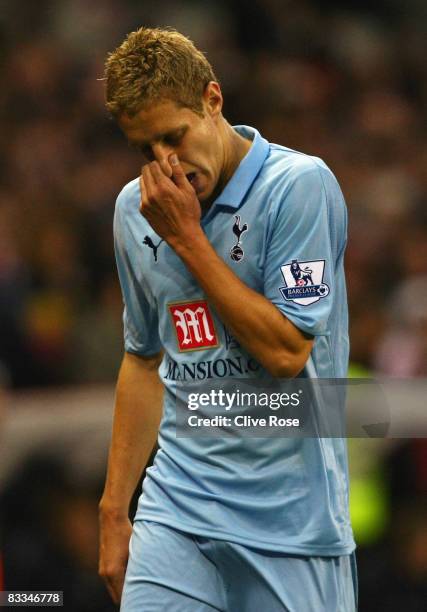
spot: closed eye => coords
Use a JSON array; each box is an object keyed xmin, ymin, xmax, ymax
[
  {"xmin": 163, "ymin": 128, "xmax": 187, "ymax": 147},
  {"xmin": 127, "ymin": 126, "xmax": 188, "ymax": 158},
  {"xmin": 163, "ymin": 136, "xmax": 180, "ymax": 146}
]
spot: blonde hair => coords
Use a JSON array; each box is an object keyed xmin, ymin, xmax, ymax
[{"xmin": 104, "ymin": 27, "xmax": 218, "ymax": 118}]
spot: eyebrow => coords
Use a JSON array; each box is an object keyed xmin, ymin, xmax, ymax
[{"xmin": 128, "ymin": 126, "xmax": 188, "ymax": 149}]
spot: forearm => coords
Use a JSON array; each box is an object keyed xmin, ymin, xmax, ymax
[
  {"xmin": 99, "ymin": 351, "xmax": 163, "ymax": 518},
  {"xmin": 174, "ymin": 233, "xmax": 312, "ymax": 376}
]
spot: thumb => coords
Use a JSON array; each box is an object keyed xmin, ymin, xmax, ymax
[{"xmin": 169, "ymin": 154, "xmax": 188, "ymax": 188}]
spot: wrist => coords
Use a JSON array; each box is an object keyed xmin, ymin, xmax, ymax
[
  {"xmin": 99, "ymin": 496, "xmax": 130, "ymax": 520},
  {"xmin": 171, "ymin": 228, "xmax": 210, "ymax": 260}
]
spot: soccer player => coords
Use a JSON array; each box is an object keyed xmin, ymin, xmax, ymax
[{"xmin": 99, "ymin": 27, "xmax": 357, "ymax": 611}]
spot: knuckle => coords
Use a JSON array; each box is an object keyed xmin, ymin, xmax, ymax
[{"xmin": 100, "ymin": 564, "xmax": 115, "ymax": 578}]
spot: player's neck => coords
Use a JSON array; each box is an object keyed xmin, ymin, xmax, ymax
[
  {"xmin": 222, "ymin": 121, "xmax": 252, "ymax": 184},
  {"xmin": 202, "ymin": 120, "xmax": 252, "ymax": 212}
]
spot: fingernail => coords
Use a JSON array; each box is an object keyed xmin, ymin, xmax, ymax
[{"xmin": 170, "ymin": 154, "xmax": 178, "ymax": 165}]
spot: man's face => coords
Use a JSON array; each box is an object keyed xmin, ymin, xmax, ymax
[{"xmin": 118, "ymin": 90, "xmax": 224, "ymax": 203}]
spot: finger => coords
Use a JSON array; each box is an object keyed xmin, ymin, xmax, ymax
[
  {"xmin": 116, "ymin": 574, "xmax": 125, "ymax": 602},
  {"xmin": 150, "ymin": 160, "xmax": 170, "ymax": 184},
  {"xmin": 108, "ymin": 573, "xmax": 125, "ymax": 604},
  {"xmin": 142, "ymin": 165, "xmax": 156, "ymax": 201},
  {"xmin": 139, "ymin": 175, "xmax": 149, "ymax": 209},
  {"xmin": 103, "ymin": 568, "xmax": 125, "ymax": 603},
  {"xmin": 169, "ymin": 154, "xmax": 188, "ymax": 188},
  {"xmin": 105, "ymin": 579, "xmax": 119, "ymax": 604},
  {"xmin": 158, "ymin": 157, "xmax": 173, "ymax": 179},
  {"xmin": 99, "ymin": 570, "xmax": 117, "ymax": 603}
]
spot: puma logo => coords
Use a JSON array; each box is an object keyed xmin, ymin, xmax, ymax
[{"xmin": 143, "ymin": 236, "xmax": 163, "ymax": 262}]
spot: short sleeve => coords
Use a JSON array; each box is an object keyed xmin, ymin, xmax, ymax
[
  {"xmin": 263, "ymin": 159, "xmax": 347, "ymax": 336},
  {"xmin": 114, "ymin": 189, "xmax": 162, "ymax": 355}
]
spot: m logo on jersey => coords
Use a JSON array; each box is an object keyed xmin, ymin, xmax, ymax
[
  {"xmin": 169, "ymin": 300, "xmax": 219, "ymax": 352},
  {"xmin": 279, "ymin": 259, "xmax": 330, "ymax": 306}
]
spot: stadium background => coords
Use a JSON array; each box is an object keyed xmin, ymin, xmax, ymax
[{"xmin": 0, "ymin": 0, "xmax": 426, "ymax": 609}]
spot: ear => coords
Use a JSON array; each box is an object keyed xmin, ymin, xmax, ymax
[{"xmin": 202, "ymin": 81, "xmax": 223, "ymax": 118}]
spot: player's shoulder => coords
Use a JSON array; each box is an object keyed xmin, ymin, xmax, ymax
[
  {"xmin": 115, "ymin": 177, "xmax": 141, "ymax": 214},
  {"xmin": 264, "ymin": 142, "xmax": 337, "ymax": 187},
  {"xmin": 260, "ymin": 142, "xmax": 346, "ymax": 223}
]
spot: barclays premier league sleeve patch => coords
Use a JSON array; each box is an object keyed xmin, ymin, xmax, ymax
[{"xmin": 279, "ymin": 259, "xmax": 330, "ymax": 306}]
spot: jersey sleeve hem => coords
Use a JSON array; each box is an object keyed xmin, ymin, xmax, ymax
[
  {"xmin": 124, "ymin": 343, "xmax": 163, "ymax": 357},
  {"xmin": 276, "ymin": 305, "xmax": 331, "ymax": 337}
]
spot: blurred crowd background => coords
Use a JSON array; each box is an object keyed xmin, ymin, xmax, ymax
[{"xmin": 0, "ymin": 0, "xmax": 426, "ymax": 610}]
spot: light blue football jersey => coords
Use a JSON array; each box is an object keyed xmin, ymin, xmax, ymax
[{"xmin": 114, "ymin": 126, "xmax": 355, "ymax": 556}]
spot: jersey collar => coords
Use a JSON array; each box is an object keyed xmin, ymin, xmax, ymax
[{"xmin": 212, "ymin": 125, "xmax": 270, "ymax": 210}]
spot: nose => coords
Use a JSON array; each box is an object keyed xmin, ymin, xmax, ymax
[{"xmin": 151, "ymin": 142, "xmax": 174, "ymax": 177}]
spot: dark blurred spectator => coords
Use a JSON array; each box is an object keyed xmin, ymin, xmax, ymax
[
  {"xmin": 1, "ymin": 452, "xmax": 117, "ymax": 612},
  {"xmin": 357, "ymin": 440, "xmax": 427, "ymax": 611},
  {"xmin": 67, "ymin": 273, "xmax": 124, "ymax": 383}
]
